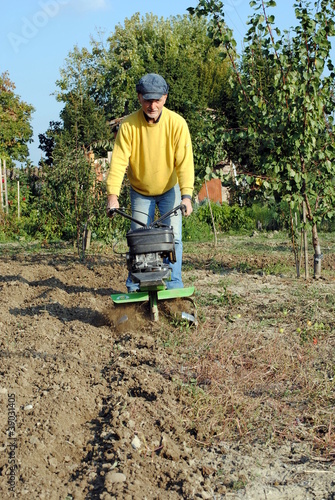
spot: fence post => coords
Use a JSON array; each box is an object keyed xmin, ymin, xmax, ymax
[
  {"xmin": 4, "ymin": 159, "xmax": 8, "ymax": 213},
  {"xmin": 205, "ymin": 180, "xmax": 218, "ymax": 247},
  {"xmin": 17, "ymin": 179, "xmax": 20, "ymax": 218},
  {"xmin": 0, "ymin": 158, "xmax": 9, "ymax": 213},
  {"xmin": 303, "ymin": 201, "xmax": 309, "ymax": 279}
]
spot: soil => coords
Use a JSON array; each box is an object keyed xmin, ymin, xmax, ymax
[{"xmin": 0, "ymin": 242, "xmax": 334, "ymax": 499}]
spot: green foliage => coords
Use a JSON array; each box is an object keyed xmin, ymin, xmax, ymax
[
  {"xmin": 91, "ymin": 13, "xmax": 230, "ymax": 123},
  {"xmin": 34, "ymin": 13, "xmax": 234, "ymax": 244},
  {"xmin": 190, "ymin": 0, "xmax": 335, "ymax": 277},
  {"xmin": 54, "ymin": 13, "xmax": 232, "ymax": 180},
  {"xmin": 196, "ymin": 201, "xmax": 255, "ymax": 232},
  {"xmin": 182, "ymin": 212, "xmax": 214, "ymax": 242},
  {"xmin": 248, "ymin": 201, "xmax": 282, "ymax": 230},
  {"xmin": 36, "ymin": 135, "xmax": 100, "ymax": 246},
  {"xmin": 60, "ymin": 95, "xmax": 111, "ymax": 153},
  {"xmin": 236, "ymin": 1, "xmax": 335, "ymax": 226},
  {"xmin": 0, "ymin": 72, "xmax": 34, "ymax": 161},
  {"xmin": 38, "ymin": 121, "xmax": 62, "ymax": 167}
]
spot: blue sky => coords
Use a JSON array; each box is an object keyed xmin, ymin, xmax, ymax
[{"xmin": 1, "ymin": 0, "xmax": 299, "ymax": 165}]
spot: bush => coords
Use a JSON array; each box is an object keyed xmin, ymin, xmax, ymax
[
  {"xmin": 182, "ymin": 213, "xmax": 213, "ymax": 242},
  {"xmin": 195, "ymin": 200, "xmax": 255, "ymax": 232},
  {"xmin": 247, "ymin": 202, "xmax": 281, "ymax": 231}
]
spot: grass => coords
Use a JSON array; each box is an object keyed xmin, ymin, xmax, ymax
[{"xmin": 159, "ymin": 232, "xmax": 335, "ymax": 457}]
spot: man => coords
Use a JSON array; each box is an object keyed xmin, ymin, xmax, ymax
[{"xmin": 106, "ymin": 73, "xmax": 194, "ymax": 291}]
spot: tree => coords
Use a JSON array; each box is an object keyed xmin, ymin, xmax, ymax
[
  {"xmin": 189, "ymin": 0, "xmax": 335, "ymax": 278},
  {"xmin": 38, "ymin": 130, "xmax": 106, "ymax": 253},
  {"xmin": 0, "ymin": 71, "xmax": 34, "ymax": 161},
  {"xmin": 55, "ymin": 45, "xmax": 113, "ymax": 154},
  {"xmin": 101, "ymin": 13, "xmax": 231, "ymax": 134},
  {"xmin": 55, "ymin": 13, "xmax": 232, "ymax": 179},
  {"xmin": 38, "ymin": 121, "xmax": 62, "ymax": 166},
  {"xmin": 38, "ymin": 47, "xmax": 113, "ymax": 253},
  {"xmin": 37, "ymin": 12, "xmax": 235, "ymax": 248}
]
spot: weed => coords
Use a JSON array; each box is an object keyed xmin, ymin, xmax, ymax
[
  {"xmin": 263, "ymin": 262, "xmax": 287, "ymax": 275},
  {"xmin": 232, "ymin": 479, "xmax": 247, "ymax": 491},
  {"xmin": 198, "ymin": 287, "xmax": 241, "ymax": 308}
]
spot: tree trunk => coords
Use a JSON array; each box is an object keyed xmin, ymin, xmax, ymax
[
  {"xmin": 312, "ymin": 223, "xmax": 322, "ymax": 279},
  {"xmin": 76, "ymin": 221, "xmax": 80, "ymax": 257},
  {"xmin": 290, "ymin": 205, "xmax": 300, "ymax": 278},
  {"xmin": 82, "ymin": 224, "xmax": 91, "ymax": 256},
  {"xmin": 303, "ymin": 195, "xmax": 322, "ymax": 279},
  {"xmin": 302, "ymin": 202, "xmax": 309, "ymax": 279},
  {"xmin": 85, "ymin": 229, "xmax": 91, "ymax": 251}
]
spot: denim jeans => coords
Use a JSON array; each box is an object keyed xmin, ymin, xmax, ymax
[{"xmin": 126, "ymin": 184, "xmax": 183, "ymax": 291}]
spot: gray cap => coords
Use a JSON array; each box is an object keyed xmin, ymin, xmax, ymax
[{"xmin": 136, "ymin": 73, "xmax": 169, "ymax": 100}]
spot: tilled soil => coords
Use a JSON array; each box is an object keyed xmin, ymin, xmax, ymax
[{"xmin": 0, "ymin": 245, "xmax": 334, "ymax": 499}]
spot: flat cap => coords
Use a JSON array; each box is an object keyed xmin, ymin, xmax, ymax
[{"xmin": 136, "ymin": 73, "xmax": 169, "ymax": 100}]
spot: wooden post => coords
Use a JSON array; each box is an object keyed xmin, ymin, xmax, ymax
[
  {"xmin": 17, "ymin": 179, "xmax": 20, "ymax": 219},
  {"xmin": 0, "ymin": 158, "xmax": 3, "ymax": 212},
  {"xmin": 302, "ymin": 201, "xmax": 309, "ymax": 279},
  {"xmin": 3, "ymin": 159, "xmax": 8, "ymax": 214},
  {"xmin": 205, "ymin": 180, "xmax": 218, "ymax": 247}
]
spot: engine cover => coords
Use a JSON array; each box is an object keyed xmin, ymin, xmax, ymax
[
  {"xmin": 126, "ymin": 226, "xmax": 175, "ymax": 256},
  {"xmin": 126, "ymin": 226, "xmax": 176, "ymax": 286}
]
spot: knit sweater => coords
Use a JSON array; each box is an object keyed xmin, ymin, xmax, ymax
[{"xmin": 106, "ymin": 107, "xmax": 194, "ymax": 197}]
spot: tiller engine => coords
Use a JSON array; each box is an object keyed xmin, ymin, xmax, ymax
[{"xmin": 109, "ymin": 204, "xmax": 194, "ymax": 321}]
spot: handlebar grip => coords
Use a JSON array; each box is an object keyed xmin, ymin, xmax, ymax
[
  {"xmin": 181, "ymin": 203, "xmax": 187, "ymax": 216},
  {"xmin": 108, "ymin": 208, "xmax": 117, "ymax": 218}
]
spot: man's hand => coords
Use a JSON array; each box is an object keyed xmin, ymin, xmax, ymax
[
  {"xmin": 106, "ymin": 194, "xmax": 119, "ymax": 216},
  {"xmin": 182, "ymin": 197, "xmax": 193, "ymax": 217}
]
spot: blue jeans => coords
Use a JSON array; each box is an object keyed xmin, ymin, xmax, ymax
[{"xmin": 126, "ymin": 185, "xmax": 183, "ymax": 291}]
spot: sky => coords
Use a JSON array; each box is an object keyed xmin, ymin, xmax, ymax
[{"xmin": 1, "ymin": 0, "xmax": 299, "ymax": 165}]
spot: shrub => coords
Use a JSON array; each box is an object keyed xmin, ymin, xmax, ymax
[
  {"xmin": 182, "ymin": 213, "xmax": 213, "ymax": 242},
  {"xmin": 247, "ymin": 202, "xmax": 281, "ymax": 231}
]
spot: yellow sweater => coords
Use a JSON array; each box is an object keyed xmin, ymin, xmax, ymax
[{"xmin": 106, "ymin": 107, "xmax": 194, "ymax": 197}]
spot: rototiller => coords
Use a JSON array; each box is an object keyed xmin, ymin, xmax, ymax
[{"xmin": 109, "ymin": 204, "xmax": 194, "ymax": 321}]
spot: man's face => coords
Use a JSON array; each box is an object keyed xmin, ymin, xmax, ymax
[{"xmin": 138, "ymin": 94, "xmax": 167, "ymax": 122}]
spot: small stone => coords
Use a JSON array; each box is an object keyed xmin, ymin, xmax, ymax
[
  {"xmin": 24, "ymin": 404, "xmax": 33, "ymax": 411},
  {"xmin": 128, "ymin": 419, "xmax": 135, "ymax": 429},
  {"xmin": 131, "ymin": 435, "xmax": 141, "ymax": 450},
  {"xmin": 105, "ymin": 471, "xmax": 127, "ymax": 491},
  {"xmin": 201, "ymin": 492, "xmax": 212, "ymax": 500},
  {"xmin": 48, "ymin": 457, "xmax": 58, "ymax": 468},
  {"xmin": 0, "ymin": 388, "xmax": 8, "ymax": 394}
]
